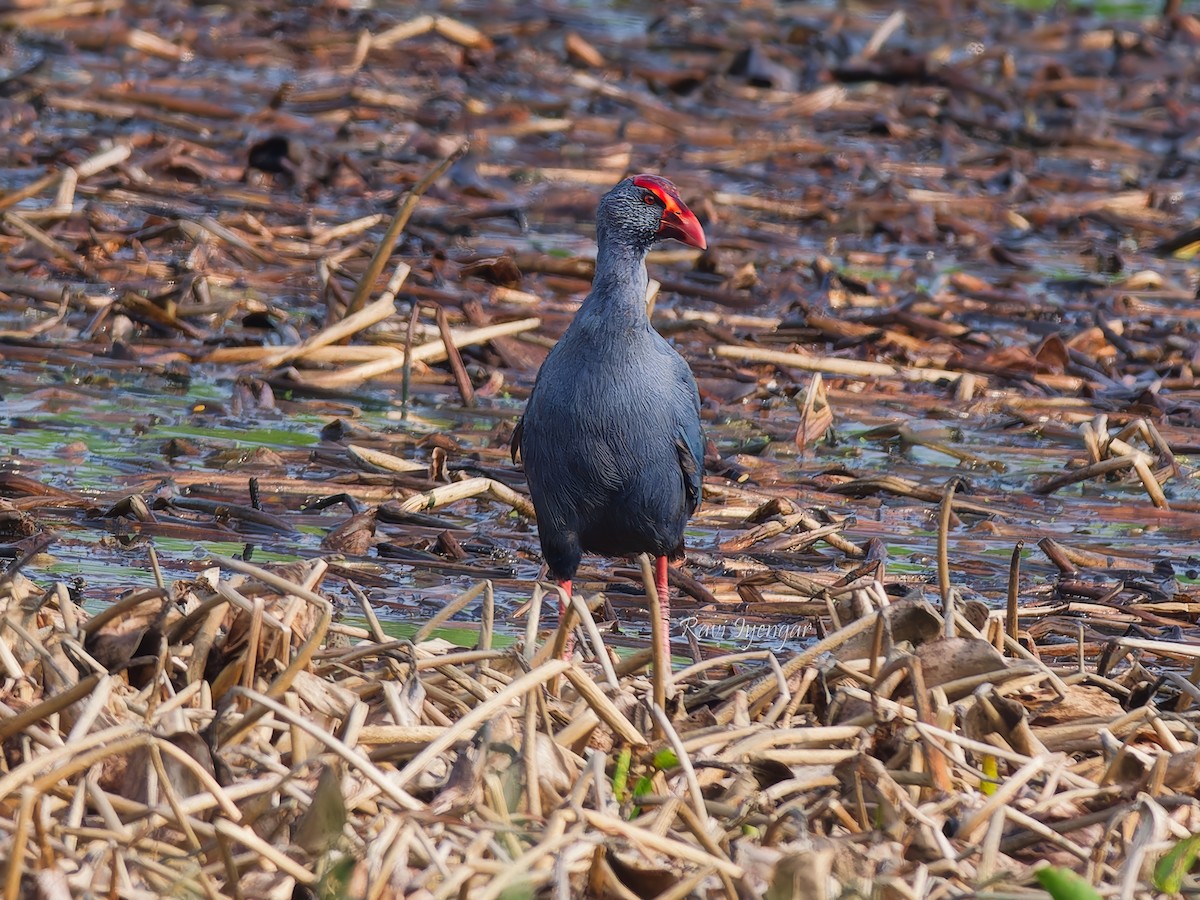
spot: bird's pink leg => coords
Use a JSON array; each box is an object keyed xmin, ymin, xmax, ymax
[
  {"xmin": 654, "ymin": 556, "xmax": 672, "ymax": 662},
  {"xmin": 557, "ymin": 579, "xmax": 575, "ymax": 658}
]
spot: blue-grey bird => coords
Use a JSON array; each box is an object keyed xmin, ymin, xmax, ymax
[{"xmin": 511, "ymin": 174, "xmax": 707, "ymax": 660}]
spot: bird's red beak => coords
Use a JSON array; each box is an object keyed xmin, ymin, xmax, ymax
[
  {"xmin": 631, "ymin": 173, "xmax": 708, "ymax": 250},
  {"xmin": 659, "ymin": 202, "xmax": 707, "ymax": 250}
]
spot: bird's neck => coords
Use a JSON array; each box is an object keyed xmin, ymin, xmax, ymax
[{"xmin": 581, "ymin": 236, "xmax": 650, "ymax": 324}]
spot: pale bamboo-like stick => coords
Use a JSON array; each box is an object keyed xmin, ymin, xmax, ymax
[
  {"xmin": 354, "ymin": 724, "xmax": 447, "ymax": 745},
  {"xmin": 521, "ymin": 689, "xmax": 542, "ymax": 817},
  {"xmin": 311, "ymin": 213, "xmax": 385, "ymax": 246},
  {"xmin": 718, "ymin": 725, "xmax": 865, "ymax": 756},
  {"xmin": 714, "ymin": 344, "xmax": 982, "ymax": 385},
  {"xmin": 344, "ymin": 141, "xmax": 466, "ymax": 316},
  {"xmin": 999, "ymin": 805, "xmax": 1093, "ymax": 863},
  {"xmin": 206, "ymin": 343, "xmax": 407, "ymax": 364},
  {"xmin": 190, "ymin": 216, "xmax": 271, "ymax": 262},
  {"xmin": 126, "ymin": 28, "xmax": 191, "ymax": 61},
  {"xmin": 413, "ymin": 581, "xmax": 489, "ymax": 642},
  {"xmin": 0, "ymin": 142, "xmax": 130, "ymax": 213},
  {"xmin": 711, "ymin": 191, "xmax": 823, "ymax": 217},
  {"xmin": 432, "ymin": 16, "xmax": 491, "ymax": 48},
  {"xmin": 0, "ymin": 673, "xmax": 100, "ymax": 743},
  {"xmin": 3, "ymin": 212, "xmax": 91, "ymax": 274},
  {"xmin": 283, "ymin": 317, "xmax": 541, "ymax": 389},
  {"xmin": 369, "ymin": 14, "xmax": 436, "ymax": 48},
  {"xmin": 746, "ymin": 748, "xmax": 857, "ymax": 765},
  {"xmin": 64, "ymin": 675, "xmax": 114, "ymax": 744},
  {"xmin": 213, "ymin": 818, "xmax": 316, "ymax": 884},
  {"xmin": 413, "ymin": 649, "xmax": 508, "ymax": 670},
  {"xmin": 938, "ymin": 477, "xmax": 963, "ymax": 625},
  {"xmin": 553, "ymin": 706, "xmax": 602, "ymax": 748},
  {"xmin": 958, "ymin": 753, "xmax": 1067, "ymax": 842},
  {"xmin": 552, "ymin": 591, "xmax": 619, "ymax": 686},
  {"xmin": 580, "ymin": 809, "xmax": 745, "ymax": 878},
  {"xmin": 1131, "ymin": 456, "xmax": 1169, "ymax": 509},
  {"xmin": 369, "ymin": 12, "xmax": 490, "ymax": 53},
  {"xmin": 648, "ymin": 703, "xmax": 706, "ymax": 824},
  {"xmin": 400, "ymin": 476, "xmax": 535, "ymax": 518},
  {"xmin": 672, "ymin": 650, "xmax": 783, "ymax": 685},
  {"xmin": 1115, "ymin": 636, "xmax": 1200, "ymax": 659},
  {"xmin": 1033, "ymin": 454, "xmax": 1137, "ymax": 494},
  {"xmin": 259, "ymin": 286, "xmax": 405, "ymax": 370},
  {"xmin": 562, "ymin": 667, "xmax": 647, "ymax": 747},
  {"xmin": 4, "ymin": 787, "xmax": 35, "ymax": 900},
  {"xmin": 859, "ymin": 10, "xmax": 906, "ymax": 59},
  {"xmin": 641, "ymin": 554, "xmax": 669, "ymax": 718}
]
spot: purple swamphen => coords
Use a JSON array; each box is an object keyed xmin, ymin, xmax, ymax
[{"xmin": 511, "ymin": 174, "xmax": 707, "ymax": 660}]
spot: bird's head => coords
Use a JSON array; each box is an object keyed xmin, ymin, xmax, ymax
[{"xmin": 598, "ymin": 174, "xmax": 708, "ymax": 251}]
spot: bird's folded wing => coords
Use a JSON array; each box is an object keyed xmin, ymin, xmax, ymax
[{"xmin": 675, "ymin": 429, "xmax": 703, "ymax": 514}]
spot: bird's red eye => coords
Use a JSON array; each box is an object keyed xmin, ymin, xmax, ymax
[{"xmin": 642, "ymin": 192, "xmax": 658, "ymax": 205}]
